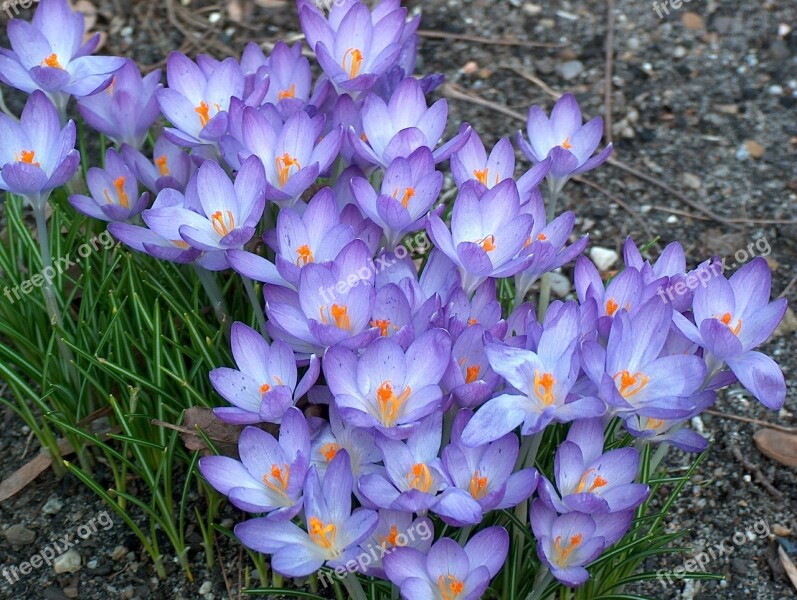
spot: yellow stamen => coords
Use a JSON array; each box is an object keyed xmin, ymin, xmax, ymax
[
  {"xmin": 647, "ymin": 417, "xmax": 665, "ymax": 430},
  {"xmin": 309, "ymin": 516, "xmax": 337, "ymax": 550},
  {"xmin": 278, "ymin": 83, "xmax": 297, "ymax": 101},
  {"xmin": 377, "ymin": 524, "xmax": 401, "ymax": 549},
  {"xmin": 172, "ymin": 240, "xmax": 189, "ymax": 249},
  {"xmin": 320, "ymin": 442, "xmax": 341, "ymax": 462},
  {"xmin": 406, "ymin": 463, "xmax": 432, "ymax": 493},
  {"xmin": 715, "ymin": 312, "xmax": 742, "ymax": 336},
  {"xmin": 438, "ymin": 574, "xmax": 465, "ymax": 600},
  {"xmin": 392, "ymin": 186, "xmax": 416, "ymax": 209},
  {"xmin": 469, "ymin": 470, "xmax": 489, "ymax": 500},
  {"xmin": 296, "ymin": 244, "xmax": 314, "ymax": 266},
  {"xmin": 575, "ymin": 467, "xmax": 609, "ymax": 494},
  {"xmin": 275, "ymin": 153, "xmax": 301, "ymax": 188},
  {"xmin": 106, "ymin": 76, "xmax": 116, "ymax": 95},
  {"xmin": 43, "ymin": 53, "xmax": 63, "ymax": 69},
  {"xmin": 262, "ymin": 463, "xmax": 291, "ymax": 497},
  {"xmin": 319, "ymin": 304, "xmax": 351, "ymax": 331},
  {"xmin": 613, "ymin": 370, "xmax": 649, "ymax": 398},
  {"xmin": 370, "ymin": 319, "xmax": 393, "ymax": 337},
  {"xmin": 478, "ymin": 234, "xmax": 496, "ymax": 252},
  {"xmin": 377, "ymin": 381, "xmax": 411, "ymax": 427},
  {"xmin": 210, "ymin": 210, "xmax": 235, "ymax": 237},
  {"xmin": 554, "ymin": 533, "xmax": 583, "ymax": 563},
  {"xmin": 561, "ymin": 136, "xmax": 573, "ymax": 150},
  {"xmin": 467, "ymin": 317, "xmax": 478, "ymax": 326},
  {"xmin": 342, "ymin": 48, "xmax": 364, "ymax": 79},
  {"xmin": 533, "ymin": 370, "xmax": 555, "ymax": 406},
  {"xmin": 15, "ymin": 150, "xmax": 40, "ymax": 167},
  {"xmin": 195, "ymin": 101, "xmax": 212, "ymax": 127},
  {"xmin": 473, "ymin": 168, "xmax": 489, "ymax": 185},
  {"xmin": 465, "ymin": 365, "xmax": 481, "ymax": 384},
  {"xmin": 155, "ymin": 155, "xmax": 170, "ymax": 176}
]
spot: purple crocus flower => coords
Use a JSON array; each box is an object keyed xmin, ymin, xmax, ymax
[
  {"xmin": 210, "ymin": 322, "xmax": 320, "ymax": 424},
  {"xmin": 518, "ymin": 93, "xmax": 613, "ymax": 193},
  {"xmin": 530, "ymin": 500, "xmax": 633, "ymax": 587},
  {"xmin": 156, "ymin": 52, "xmax": 246, "ymax": 147},
  {"xmin": 197, "ymin": 408, "xmax": 310, "ymax": 518},
  {"xmin": 672, "ymin": 257, "xmax": 788, "ymax": 409},
  {"xmin": 140, "ymin": 156, "xmax": 266, "ymax": 270},
  {"xmin": 383, "ymin": 527, "xmax": 509, "ymax": 600},
  {"xmin": 350, "ymin": 147, "xmax": 443, "ymax": 249},
  {"xmin": 461, "ymin": 301, "xmax": 605, "ymax": 447},
  {"xmin": 264, "ymin": 240, "xmax": 378, "ymax": 355},
  {"xmin": 436, "ymin": 410, "xmax": 539, "ymax": 526},
  {"xmin": 298, "ymin": 0, "xmax": 407, "ymax": 92},
  {"xmin": 121, "ymin": 135, "xmax": 195, "ymax": 194},
  {"xmin": 537, "ymin": 419, "xmax": 649, "ymax": 515},
  {"xmin": 358, "ymin": 412, "xmax": 456, "ymax": 514},
  {"xmin": 235, "ymin": 450, "xmax": 379, "ymax": 577},
  {"xmin": 0, "ymin": 91, "xmax": 79, "ymax": 208},
  {"xmin": 77, "ymin": 59, "xmax": 162, "ymax": 148},
  {"xmin": 310, "ymin": 404, "xmax": 381, "ymax": 483},
  {"xmin": 442, "ymin": 324, "xmax": 502, "ymax": 409},
  {"xmin": 236, "ymin": 107, "xmax": 342, "ymax": 206},
  {"xmin": 351, "ymin": 77, "xmax": 470, "ymax": 168},
  {"xmin": 428, "ymin": 180, "xmax": 534, "ymax": 295},
  {"xmin": 357, "ymin": 510, "xmax": 433, "ymax": 579},
  {"xmin": 622, "ymin": 390, "xmax": 715, "ymax": 452},
  {"xmin": 624, "ymin": 237, "xmax": 694, "ymax": 312},
  {"xmin": 261, "ymin": 41, "xmax": 313, "ymax": 111},
  {"xmin": 324, "ymin": 329, "xmax": 451, "ymax": 438},
  {"xmin": 0, "ymin": 0, "xmax": 126, "ymax": 118},
  {"xmin": 68, "ymin": 148, "xmax": 148, "ymax": 222},
  {"xmin": 581, "ymin": 297, "xmax": 707, "ymax": 420}
]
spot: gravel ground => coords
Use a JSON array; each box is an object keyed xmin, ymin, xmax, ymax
[{"xmin": 1, "ymin": 0, "xmax": 796, "ymax": 599}]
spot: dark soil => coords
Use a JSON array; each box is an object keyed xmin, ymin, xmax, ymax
[{"xmin": 1, "ymin": 0, "xmax": 796, "ymax": 599}]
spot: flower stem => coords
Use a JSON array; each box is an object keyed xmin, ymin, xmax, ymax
[
  {"xmin": 537, "ymin": 184, "xmax": 562, "ymax": 321},
  {"xmin": 194, "ymin": 266, "xmax": 229, "ymax": 328},
  {"xmin": 242, "ymin": 276, "xmax": 269, "ymax": 340},
  {"xmin": 525, "ymin": 566, "xmax": 554, "ymax": 600},
  {"xmin": 342, "ymin": 572, "xmax": 367, "ymax": 600}
]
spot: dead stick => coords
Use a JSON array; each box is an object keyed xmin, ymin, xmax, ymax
[
  {"xmin": 604, "ymin": 0, "xmax": 616, "ymax": 143},
  {"xmin": 705, "ymin": 409, "xmax": 797, "ymax": 434},
  {"xmin": 730, "ymin": 445, "xmax": 784, "ymax": 499},
  {"xmin": 418, "ymin": 29, "xmax": 566, "ymax": 48}
]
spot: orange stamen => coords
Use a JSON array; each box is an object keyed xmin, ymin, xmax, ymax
[
  {"xmin": 392, "ymin": 186, "xmax": 415, "ymax": 209},
  {"xmin": 533, "ymin": 370, "xmax": 555, "ymax": 406},
  {"xmin": 210, "ymin": 210, "xmax": 235, "ymax": 237},
  {"xmin": 43, "ymin": 53, "xmax": 63, "ymax": 69},
  {"xmin": 275, "ymin": 153, "xmax": 301, "ymax": 188},
  {"xmin": 260, "ymin": 383, "xmax": 271, "ymax": 395},
  {"xmin": 320, "ymin": 442, "xmax": 341, "ymax": 462},
  {"xmin": 155, "ymin": 155, "xmax": 170, "ymax": 176},
  {"xmin": 377, "ymin": 381, "xmax": 411, "ymax": 426},
  {"xmin": 378, "ymin": 525, "xmax": 401, "ymax": 549},
  {"xmin": 465, "ymin": 364, "xmax": 481, "ymax": 384},
  {"xmin": 309, "ymin": 517, "xmax": 337, "ymax": 550},
  {"xmin": 370, "ymin": 319, "xmax": 393, "ymax": 337},
  {"xmin": 342, "ymin": 48, "xmax": 364, "ymax": 79},
  {"xmin": 195, "ymin": 101, "xmax": 212, "ymax": 127},
  {"xmin": 575, "ymin": 467, "xmax": 609, "ymax": 494},
  {"xmin": 473, "ymin": 168, "xmax": 489, "ymax": 185},
  {"xmin": 478, "ymin": 234, "xmax": 496, "ymax": 252},
  {"xmin": 278, "ymin": 83, "xmax": 297, "ymax": 101},
  {"xmin": 605, "ymin": 298, "xmax": 620, "ymax": 316},
  {"xmin": 319, "ymin": 304, "xmax": 351, "ymax": 331},
  {"xmin": 561, "ymin": 136, "xmax": 573, "ymax": 150},
  {"xmin": 295, "ymin": 244, "xmax": 314, "ymax": 266},
  {"xmin": 438, "ymin": 574, "xmax": 465, "ymax": 600},
  {"xmin": 715, "ymin": 312, "xmax": 742, "ymax": 336},
  {"xmin": 613, "ymin": 370, "xmax": 649, "ymax": 398},
  {"xmin": 469, "ymin": 470, "xmax": 489, "ymax": 500},
  {"xmin": 554, "ymin": 533, "xmax": 583, "ymax": 563},
  {"xmin": 406, "ymin": 463, "xmax": 432, "ymax": 493},
  {"xmin": 262, "ymin": 463, "xmax": 291, "ymax": 497}
]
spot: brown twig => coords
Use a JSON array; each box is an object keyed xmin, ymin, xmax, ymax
[
  {"xmin": 780, "ymin": 273, "xmax": 797, "ymax": 299},
  {"xmin": 705, "ymin": 409, "xmax": 797, "ymax": 434},
  {"xmin": 418, "ymin": 29, "xmax": 566, "ymax": 49},
  {"xmin": 604, "ymin": 0, "xmax": 616, "ymax": 144},
  {"xmin": 503, "ymin": 65, "xmax": 563, "ymax": 100},
  {"xmin": 730, "ymin": 445, "xmax": 784, "ymax": 500},
  {"xmin": 214, "ymin": 532, "xmax": 234, "ymax": 600}
]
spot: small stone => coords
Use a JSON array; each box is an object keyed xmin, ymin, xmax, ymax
[
  {"xmin": 774, "ymin": 524, "xmax": 791, "ymax": 537},
  {"xmin": 682, "ymin": 12, "xmax": 704, "ymax": 30},
  {"xmin": 111, "ymin": 546, "xmax": 128, "ymax": 561},
  {"xmin": 666, "ymin": 215, "xmax": 678, "ymax": 224},
  {"xmin": 4, "ymin": 524, "xmax": 36, "ymax": 546},
  {"xmin": 42, "ymin": 496, "xmax": 64, "ymax": 515},
  {"xmin": 523, "ymin": 3, "xmax": 542, "ymax": 16},
  {"xmin": 462, "ymin": 61, "xmax": 478, "ymax": 75},
  {"xmin": 557, "ymin": 60, "xmax": 584, "ymax": 81},
  {"xmin": 744, "ymin": 140, "xmax": 766, "ymax": 158},
  {"xmin": 53, "ymin": 550, "xmax": 82, "ymax": 574},
  {"xmin": 682, "ymin": 172, "xmax": 702, "ymax": 190},
  {"xmin": 548, "ymin": 272, "xmax": 570, "ymax": 298},
  {"xmin": 589, "ymin": 247, "xmax": 619, "ymax": 271},
  {"xmin": 63, "ymin": 584, "xmax": 79, "ymax": 599},
  {"xmin": 208, "ymin": 12, "xmax": 221, "ymax": 24},
  {"xmin": 673, "ymin": 45, "xmax": 688, "ymax": 58},
  {"xmin": 769, "ymin": 84, "xmax": 784, "ymax": 96},
  {"xmin": 199, "ymin": 581, "xmax": 213, "ymax": 594}
]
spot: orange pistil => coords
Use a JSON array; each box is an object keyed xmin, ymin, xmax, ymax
[
  {"xmin": 438, "ymin": 574, "xmax": 465, "ymax": 600},
  {"xmin": 275, "ymin": 153, "xmax": 301, "ymax": 188},
  {"xmin": 320, "ymin": 442, "xmax": 341, "ymax": 462},
  {"xmin": 278, "ymin": 83, "xmax": 297, "ymax": 101},
  {"xmin": 575, "ymin": 467, "xmax": 609, "ymax": 494},
  {"xmin": 561, "ymin": 136, "xmax": 573, "ymax": 150},
  {"xmin": 646, "ymin": 417, "xmax": 665, "ymax": 431},
  {"xmin": 260, "ymin": 383, "xmax": 271, "ymax": 395},
  {"xmin": 469, "ymin": 470, "xmax": 489, "ymax": 500},
  {"xmin": 465, "ymin": 364, "xmax": 481, "ymax": 384},
  {"xmin": 195, "ymin": 101, "xmax": 212, "ymax": 127},
  {"xmin": 554, "ymin": 533, "xmax": 583, "ymax": 564},
  {"xmin": 613, "ymin": 370, "xmax": 649, "ymax": 398},
  {"xmin": 342, "ymin": 48, "xmax": 364, "ymax": 79},
  {"xmin": 473, "ymin": 168, "xmax": 489, "ymax": 186},
  {"xmin": 605, "ymin": 298, "xmax": 620, "ymax": 316},
  {"xmin": 172, "ymin": 240, "xmax": 190, "ymax": 249},
  {"xmin": 377, "ymin": 381, "xmax": 411, "ymax": 426},
  {"xmin": 478, "ymin": 234, "xmax": 496, "ymax": 252},
  {"xmin": 533, "ymin": 370, "xmax": 555, "ymax": 406},
  {"xmin": 406, "ymin": 463, "xmax": 432, "ymax": 493},
  {"xmin": 295, "ymin": 244, "xmax": 314, "ymax": 266},
  {"xmin": 715, "ymin": 312, "xmax": 742, "ymax": 336},
  {"xmin": 43, "ymin": 53, "xmax": 63, "ymax": 69},
  {"xmin": 155, "ymin": 155, "xmax": 170, "ymax": 176},
  {"xmin": 370, "ymin": 319, "xmax": 393, "ymax": 337},
  {"xmin": 210, "ymin": 210, "xmax": 235, "ymax": 237},
  {"xmin": 262, "ymin": 463, "xmax": 291, "ymax": 497},
  {"xmin": 378, "ymin": 524, "xmax": 401, "ymax": 549},
  {"xmin": 309, "ymin": 517, "xmax": 337, "ymax": 551},
  {"xmin": 15, "ymin": 150, "xmax": 40, "ymax": 167},
  {"xmin": 103, "ymin": 176, "xmax": 129, "ymax": 208},
  {"xmin": 392, "ymin": 186, "xmax": 415, "ymax": 209},
  {"xmin": 319, "ymin": 304, "xmax": 351, "ymax": 331},
  {"xmin": 467, "ymin": 317, "xmax": 478, "ymax": 326}
]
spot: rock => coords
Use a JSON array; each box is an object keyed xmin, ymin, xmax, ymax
[
  {"xmin": 53, "ymin": 550, "xmax": 82, "ymax": 574},
  {"xmin": 4, "ymin": 524, "xmax": 36, "ymax": 546},
  {"xmin": 42, "ymin": 496, "xmax": 64, "ymax": 515},
  {"xmin": 589, "ymin": 247, "xmax": 619, "ymax": 271},
  {"xmin": 523, "ymin": 3, "xmax": 542, "ymax": 16},
  {"xmin": 774, "ymin": 524, "xmax": 792, "ymax": 537},
  {"xmin": 557, "ymin": 60, "xmax": 584, "ymax": 81},
  {"xmin": 63, "ymin": 584, "xmax": 79, "ymax": 599},
  {"xmin": 769, "ymin": 84, "xmax": 784, "ymax": 96},
  {"xmin": 199, "ymin": 581, "xmax": 213, "ymax": 594},
  {"xmin": 682, "ymin": 172, "xmax": 702, "ymax": 190},
  {"xmin": 462, "ymin": 61, "xmax": 478, "ymax": 75},
  {"xmin": 682, "ymin": 12, "xmax": 704, "ymax": 30},
  {"xmin": 744, "ymin": 140, "xmax": 766, "ymax": 159},
  {"xmin": 111, "ymin": 545, "xmax": 128, "ymax": 561}
]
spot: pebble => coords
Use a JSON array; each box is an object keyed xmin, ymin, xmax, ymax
[
  {"xmin": 673, "ymin": 45, "xmax": 688, "ymax": 58},
  {"xmin": 523, "ymin": 3, "xmax": 542, "ymax": 16},
  {"xmin": 774, "ymin": 524, "xmax": 791, "ymax": 537},
  {"xmin": 682, "ymin": 12, "xmax": 704, "ymax": 30},
  {"xmin": 199, "ymin": 582, "xmax": 213, "ymax": 594},
  {"xmin": 682, "ymin": 172, "xmax": 702, "ymax": 190},
  {"xmin": 4, "ymin": 524, "xmax": 36, "ymax": 545},
  {"xmin": 111, "ymin": 545, "xmax": 128, "ymax": 561},
  {"xmin": 557, "ymin": 60, "xmax": 584, "ymax": 81},
  {"xmin": 744, "ymin": 140, "xmax": 766, "ymax": 159},
  {"xmin": 42, "ymin": 496, "xmax": 64, "ymax": 515},
  {"xmin": 53, "ymin": 550, "xmax": 82, "ymax": 574},
  {"xmin": 589, "ymin": 247, "xmax": 619, "ymax": 271},
  {"xmin": 63, "ymin": 584, "xmax": 79, "ymax": 599},
  {"xmin": 666, "ymin": 215, "xmax": 678, "ymax": 224},
  {"xmin": 769, "ymin": 84, "xmax": 784, "ymax": 96}
]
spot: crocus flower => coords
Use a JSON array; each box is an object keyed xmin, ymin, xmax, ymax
[
  {"xmin": 357, "ymin": 510, "xmax": 433, "ymax": 579},
  {"xmin": 436, "ymin": 410, "xmax": 538, "ymax": 526},
  {"xmin": 0, "ymin": 91, "xmax": 80, "ymax": 208},
  {"xmin": 383, "ymin": 527, "xmax": 509, "ymax": 600},
  {"xmin": 310, "ymin": 404, "xmax": 382, "ymax": 483},
  {"xmin": 0, "ymin": 0, "xmax": 126, "ymax": 118},
  {"xmin": 210, "ymin": 322, "xmax": 320, "ymax": 424},
  {"xmin": 262, "ymin": 41, "xmax": 313, "ymax": 110},
  {"xmin": 624, "ymin": 237, "xmax": 695, "ymax": 313},
  {"xmin": 156, "ymin": 52, "xmax": 246, "ymax": 147},
  {"xmin": 350, "ymin": 147, "xmax": 443, "ymax": 249},
  {"xmin": 235, "ymin": 450, "xmax": 379, "ymax": 577},
  {"xmin": 351, "ymin": 77, "xmax": 470, "ymax": 168},
  {"xmin": 428, "ymin": 180, "xmax": 534, "ymax": 296},
  {"xmin": 537, "ymin": 418, "xmax": 649, "ymax": 514},
  {"xmin": 324, "ymin": 329, "xmax": 451, "ymax": 438},
  {"xmin": 622, "ymin": 390, "xmax": 715, "ymax": 452},
  {"xmin": 442, "ymin": 324, "xmax": 502, "ymax": 409},
  {"xmin": 298, "ymin": 0, "xmax": 407, "ymax": 92},
  {"xmin": 237, "ymin": 107, "xmax": 342, "ymax": 206},
  {"xmin": 530, "ymin": 500, "xmax": 633, "ymax": 587},
  {"xmin": 672, "ymin": 257, "xmax": 788, "ymax": 409},
  {"xmin": 518, "ymin": 93, "xmax": 613, "ymax": 193},
  {"xmin": 197, "ymin": 408, "xmax": 310, "ymax": 518},
  {"xmin": 358, "ymin": 412, "xmax": 457, "ymax": 514},
  {"xmin": 581, "ymin": 297, "xmax": 706, "ymax": 419},
  {"xmin": 68, "ymin": 148, "xmax": 148, "ymax": 222},
  {"xmin": 77, "ymin": 59, "xmax": 162, "ymax": 148},
  {"xmin": 264, "ymin": 240, "xmax": 379, "ymax": 355},
  {"xmin": 461, "ymin": 301, "xmax": 604, "ymax": 446},
  {"xmin": 122, "ymin": 136, "xmax": 195, "ymax": 194},
  {"xmin": 140, "ymin": 156, "xmax": 266, "ymax": 270}
]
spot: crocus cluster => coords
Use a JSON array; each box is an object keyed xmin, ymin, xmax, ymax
[{"xmin": 1, "ymin": 0, "xmax": 788, "ymax": 597}]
